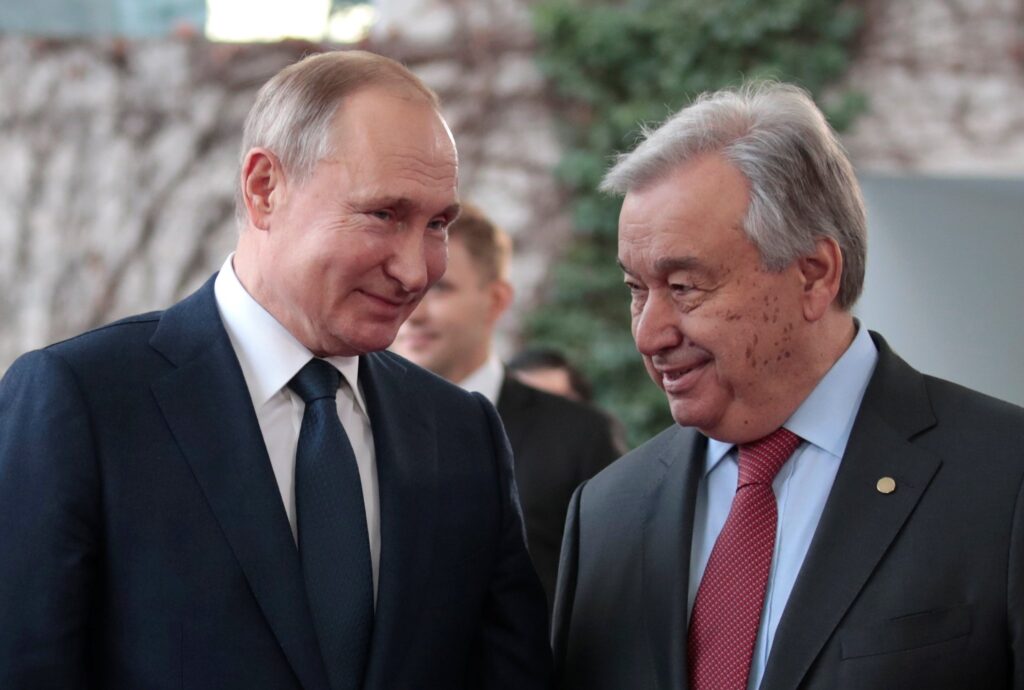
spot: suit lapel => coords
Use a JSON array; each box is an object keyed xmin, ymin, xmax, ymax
[
  {"xmin": 359, "ymin": 353, "xmax": 438, "ymax": 689},
  {"xmin": 760, "ymin": 333, "xmax": 941, "ymax": 690},
  {"xmin": 643, "ymin": 427, "xmax": 706, "ymax": 690},
  {"xmin": 149, "ymin": 278, "xmax": 330, "ymax": 690}
]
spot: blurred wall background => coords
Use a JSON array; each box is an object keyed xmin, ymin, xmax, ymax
[
  {"xmin": 0, "ymin": 0, "xmax": 1021, "ymax": 410},
  {"xmin": 838, "ymin": 0, "xmax": 1024, "ymax": 407}
]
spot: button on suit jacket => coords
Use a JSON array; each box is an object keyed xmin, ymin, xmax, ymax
[
  {"xmin": 0, "ymin": 275, "xmax": 552, "ymax": 690},
  {"xmin": 553, "ymin": 333, "xmax": 1024, "ymax": 690}
]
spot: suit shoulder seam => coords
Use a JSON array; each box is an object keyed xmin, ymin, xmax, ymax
[{"xmin": 44, "ymin": 313, "xmax": 162, "ymax": 350}]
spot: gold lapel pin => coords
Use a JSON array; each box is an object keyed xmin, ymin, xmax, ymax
[{"xmin": 876, "ymin": 476, "xmax": 896, "ymax": 494}]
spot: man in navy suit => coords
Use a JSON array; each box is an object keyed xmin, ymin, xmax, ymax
[{"xmin": 0, "ymin": 50, "xmax": 551, "ymax": 689}]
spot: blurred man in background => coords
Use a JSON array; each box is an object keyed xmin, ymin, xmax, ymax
[
  {"xmin": 394, "ymin": 203, "xmax": 623, "ymax": 607},
  {"xmin": 508, "ymin": 347, "xmax": 594, "ymax": 403},
  {"xmin": 0, "ymin": 51, "xmax": 551, "ymax": 690},
  {"xmin": 553, "ymin": 82, "xmax": 1024, "ymax": 690}
]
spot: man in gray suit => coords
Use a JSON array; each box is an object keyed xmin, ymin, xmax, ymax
[{"xmin": 552, "ymin": 82, "xmax": 1024, "ymax": 689}]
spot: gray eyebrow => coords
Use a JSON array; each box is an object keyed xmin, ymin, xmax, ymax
[
  {"xmin": 618, "ymin": 256, "xmax": 709, "ymax": 277},
  {"xmin": 653, "ymin": 256, "xmax": 704, "ymax": 273}
]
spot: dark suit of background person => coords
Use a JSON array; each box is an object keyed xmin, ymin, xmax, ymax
[
  {"xmin": 393, "ymin": 203, "xmax": 622, "ymax": 607},
  {"xmin": 497, "ymin": 374, "xmax": 621, "ymax": 605},
  {"xmin": 552, "ymin": 82, "xmax": 1024, "ymax": 690},
  {"xmin": 0, "ymin": 51, "xmax": 551, "ymax": 690}
]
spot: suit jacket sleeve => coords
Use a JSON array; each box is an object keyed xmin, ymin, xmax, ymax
[
  {"xmin": 0, "ymin": 350, "xmax": 100, "ymax": 688},
  {"xmin": 473, "ymin": 394, "xmax": 554, "ymax": 689}
]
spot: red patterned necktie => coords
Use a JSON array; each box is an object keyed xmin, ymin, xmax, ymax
[{"xmin": 687, "ymin": 427, "xmax": 801, "ymax": 690}]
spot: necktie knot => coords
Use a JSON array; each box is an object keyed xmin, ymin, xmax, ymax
[
  {"xmin": 289, "ymin": 358, "xmax": 341, "ymax": 404},
  {"xmin": 737, "ymin": 427, "xmax": 800, "ymax": 487}
]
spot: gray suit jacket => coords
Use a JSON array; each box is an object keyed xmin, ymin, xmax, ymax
[{"xmin": 553, "ymin": 333, "xmax": 1024, "ymax": 689}]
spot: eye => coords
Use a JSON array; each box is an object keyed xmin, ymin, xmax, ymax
[
  {"xmin": 426, "ymin": 217, "xmax": 450, "ymax": 235},
  {"xmin": 624, "ymin": 279, "xmax": 645, "ymax": 296},
  {"xmin": 670, "ymin": 283, "xmax": 694, "ymax": 296},
  {"xmin": 369, "ymin": 209, "xmax": 393, "ymax": 221}
]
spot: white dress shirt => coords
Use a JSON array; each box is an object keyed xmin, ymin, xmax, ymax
[
  {"xmin": 456, "ymin": 353, "xmax": 505, "ymax": 404},
  {"xmin": 688, "ymin": 323, "xmax": 878, "ymax": 690},
  {"xmin": 213, "ymin": 255, "xmax": 380, "ymax": 597}
]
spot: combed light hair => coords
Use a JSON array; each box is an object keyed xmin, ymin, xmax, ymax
[
  {"xmin": 601, "ymin": 82, "xmax": 867, "ymax": 309},
  {"xmin": 235, "ymin": 50, "xmax": 439, "ymax": 225}
]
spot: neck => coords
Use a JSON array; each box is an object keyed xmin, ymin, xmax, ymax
[
  {"xmin": 449, "ymin": 347, "xmax": 493, "ymax": 386},
  {"xmin": 767, "ymin": 310, "xmax": 857, "ymax": 429}
]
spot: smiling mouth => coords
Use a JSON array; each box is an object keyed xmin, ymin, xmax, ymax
[
  {"xmin": 659, "ymin": 359, "xmax": 710, "ymax": 393},
  {"xmin": 361, "ymin": 290, "xmax": 413, "ymax": 309}
]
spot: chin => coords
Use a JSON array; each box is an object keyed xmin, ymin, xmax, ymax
[
  {"xmin": 324, "ymin": 330, "xmax": 397, "ymax": 357},
  {"xmin": 667, "ymin": 399, "xmax": 718, "ymax": 432}
]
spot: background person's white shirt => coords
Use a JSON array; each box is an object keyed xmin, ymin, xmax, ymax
[
  {"xmin": 457, "ymin": 353, "xmax": 505, "ymax": 404},
  {"xmin": 213, "ymin": 254, "xmax": 381, "ymax": 599}
]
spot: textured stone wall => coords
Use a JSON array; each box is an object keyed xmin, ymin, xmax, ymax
[
  {"xmin": 0, "ymin": 38, "xmax": 249, "ymax": 370},
  {"xmin": 842, "ymin": 0, "xmax": 1024, "ymax": 173}
]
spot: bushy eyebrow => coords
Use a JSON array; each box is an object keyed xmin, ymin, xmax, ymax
[
  {"xmin": 617, "ymin": 256, "xmax": 708, "ymax": 276},
  {"xmin": 654, "ymin": 256, "xmax": 705, "ymax": 273}
]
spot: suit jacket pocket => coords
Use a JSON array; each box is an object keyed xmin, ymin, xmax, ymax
[{"xmin": 840, "ymin": 604, "xmax": 971, "ymax": 659}]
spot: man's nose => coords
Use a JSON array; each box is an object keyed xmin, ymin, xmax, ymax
[
  {"xmin": 633, "ymin": 291, "xmax": 683, "ymax": 356},
  {"xmin": 385, "ymin": 228, "xmax": 430, "ymax": 293}
]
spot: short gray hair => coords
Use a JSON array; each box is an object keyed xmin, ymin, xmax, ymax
[
  {"xmin": 236, "ymin": 50, "xmax": 439, "ymax": 225},
  {"xmin": 601, "ymin": 82, "xmax": 867, "ymax": 309}
]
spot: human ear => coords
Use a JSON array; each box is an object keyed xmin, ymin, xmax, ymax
[
  {"xmin": 240, "ymin": 148, "xmax": 285, "ymax": 230},
  {"xmin": 488, "ymin": 280, "xmax": 514, "ymax": 323},
  {"xmin": 798, "ymin": 236, "xmax": 843, "ymax": 321}
]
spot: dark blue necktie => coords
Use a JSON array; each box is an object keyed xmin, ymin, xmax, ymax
[{"xmin": 289, "ymin": 358, "xmax": 373, "ymax": 690}]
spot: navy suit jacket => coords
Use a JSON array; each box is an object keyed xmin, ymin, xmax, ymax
[
  {"xmin": 553, "ymin": 333, "xmax": 1024, "ymax": 689},
  {"xmin": 0, "ymin": 276, "xmax": 552, "ymax": 689}
]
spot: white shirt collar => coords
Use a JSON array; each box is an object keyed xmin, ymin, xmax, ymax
[
  {"xmin": 456, "ymin": 353, "xmax": 505, "ymax": 404},
  {"xmin": 704, "ymin": 321, "xmax": 878, "ymax": 474},
  {"xmin": 213, "ymin": 254, "xmax": 367, "ymax": 416}
]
